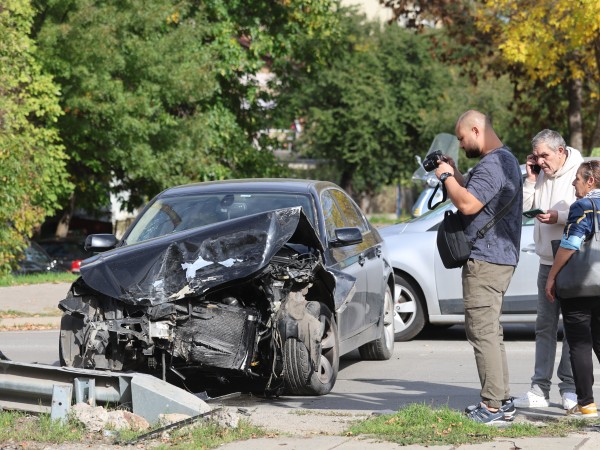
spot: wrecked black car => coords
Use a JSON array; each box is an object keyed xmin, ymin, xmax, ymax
[{"xmin": 58, "ymin": 179, "xmax": 395, "ymax": 395}]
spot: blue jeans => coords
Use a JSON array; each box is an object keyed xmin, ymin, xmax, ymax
[{"xmin": 530, "ymin": 264, "xmax": 575, "ymax": 397}]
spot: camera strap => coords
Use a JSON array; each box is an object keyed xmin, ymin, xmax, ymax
[{"xmin": 427, "ymin": 182, "xmax": 447, "ymax": 211}]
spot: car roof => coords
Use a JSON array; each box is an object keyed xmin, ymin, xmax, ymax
[{"xmin": 156, "ymin": 178, "xmax": 340, "ymax": 198}]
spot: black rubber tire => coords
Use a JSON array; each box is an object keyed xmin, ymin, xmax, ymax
[
  {"xmin": 393, "ymin": 273, "xmax": 427, "ymax": 341},
  {"xmin": 58, "ymin": 313, "xmax": 86, "ymax": 368},
  {"xmin": 358, "ymin": 285, "xmax": 394, "ymax": 360},
  {"xmin": 283, "ymin": 304, "xmax": 339, "ymax": 396}
]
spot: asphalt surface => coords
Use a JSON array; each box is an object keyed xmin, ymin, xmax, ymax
[{"xmin": 2, "ymin": 282, "xmax": 600, "ymax": 449}]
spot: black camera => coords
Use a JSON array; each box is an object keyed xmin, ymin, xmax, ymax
[{"xmin": 422, "ymin": 150, "xmax": 445, "ymax": 172}]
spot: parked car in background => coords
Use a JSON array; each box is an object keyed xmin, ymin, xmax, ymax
[
  {"xmin": 380, "ymin": 200, "xmax": 538, "ymax": 341},
  {"xmin": 58, "ymin": 179, "xmax": 395, "ymax": 396},
  {"xmin": 13, "ymin": 241, "xmax": 61, "ymax": 275},
  {"xmin": 36, "ymin": 238, "xmax": 93, "ymax": 273}
]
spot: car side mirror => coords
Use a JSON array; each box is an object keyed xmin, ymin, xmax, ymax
[
  {"xmin": 84, "ymin": 234, "xmax": 119, "ymax": 252},
  {"xmin": 331, "ymin": 227, "xmax": 363, "ymax": 247}
]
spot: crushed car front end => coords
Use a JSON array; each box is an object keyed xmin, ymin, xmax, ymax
[{"xmin": 59, "ymin": 207, "xmax": 348, "ymax": 395}]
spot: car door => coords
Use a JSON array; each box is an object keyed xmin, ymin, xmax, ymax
[
  {"xmin": 321, "ymin": 189, "xmax": 368, "ymax": 340},
  {"xmin": 502, "ymin": 215, "xmax": 538, "ymax": 314},
  {"xmin": 329, "ymin": 189, "xmax": 385, "ymax": 329}
]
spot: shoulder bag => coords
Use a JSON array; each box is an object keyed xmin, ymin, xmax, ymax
[
  {"xmin": 551, "ymin": 199, "xmax": 600, "ymax": 299},
  {"xmin": 437, "ymin": 192, "xmax": 518, "ymax": 269}
]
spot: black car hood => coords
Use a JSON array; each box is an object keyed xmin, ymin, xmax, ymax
[{"xmin": 80, "ymin": 207, "xmax": 353, "ymax": 307}]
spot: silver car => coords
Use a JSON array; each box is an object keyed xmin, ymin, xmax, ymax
[{"xmin": 380, "ymin": 201, "xmax": 538, "ymax": 341}]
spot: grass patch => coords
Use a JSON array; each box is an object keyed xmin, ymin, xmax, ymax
[
  {"xmin": 0, "ymin": 411, "xmax": 85, "ymax": 443},
  {"xmin": 346, "ymin": 404, "xmax": 596, "ymax": 446},
  {"xmin": 0, "ymin": 410, "xmax": 266, "ymax": 449},
  {"xmin": 151, "ymin": 419, "xmax": 268, "ymax": 449},
  {"xmin": 0, "ymin": 272, "xmax": 77, "ymax": 287},
  {"xmin": 367, "ymin": 214, "xmax": 411, "ymax": 227},
  {"xmin": 0, "ymin": 309, "xmax": 59, "ymax": 318}
]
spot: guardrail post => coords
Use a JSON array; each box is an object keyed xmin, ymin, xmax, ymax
[{"xmin": 50, "ymin": 384, "xmax": 72, "ymax": 423}]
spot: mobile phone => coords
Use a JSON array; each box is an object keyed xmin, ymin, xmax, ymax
[
  {"xmin": 532, "ymin": 164, "xmax": 541, "ymax": 174},
  {"xmin": 523, "ymin": 208, "xmax": 545, "ymax": 218}
]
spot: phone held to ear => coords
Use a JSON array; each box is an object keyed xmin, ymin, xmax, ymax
[{"xmin": 523, "ymin": 208, "xmax": 545, "ymax": 219}]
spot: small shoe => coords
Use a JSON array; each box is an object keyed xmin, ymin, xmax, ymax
[
  {"xmin": 465, "ymin": 402, "xmax": 511, "ymax": 424},
  {"xmin": 562, "ymin": 392, "xmax": 578, "ymax": 410},
  {"xmin": 566, "ymin": 403, "xmax": 598, "ymax": 418},
  {"xmin": 500, "ymin": 398, "xmax": 516, "ymax": 420},
  {"xmin": 465, "ymin": 398, "xmax": 515, "ymax": 420},
  {"xmin": 513, "ymin": 391, "xmax": 550, "ymax": 408}
]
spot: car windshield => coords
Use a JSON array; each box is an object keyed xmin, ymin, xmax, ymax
[
  {"xmin": 408, "ymin": 200, "xmax": 453, "ymax": 223},
  {"xmin": 125, "ymin": 192, "xmax": 315, "ymax": 245}
]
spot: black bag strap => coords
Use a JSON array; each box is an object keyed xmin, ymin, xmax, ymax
[
  {"xmin": 427, "ymin": 182, "xmax": 447, "ymax": 211},
  {"xmin": 474, "ymin": 190, "xmax": 520, "ymax": 241}
]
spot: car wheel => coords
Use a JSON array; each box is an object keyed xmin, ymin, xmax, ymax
[
  {"xmin": 393, "ymin": 273, "xmax": 426, "ymax": 341},
  {"xmin": 59, "ymin": 313, "xmax": 86, "ymax": 367},
  {"xmin": 283, "ymin": 304, "xmax": 339, "ymax": 395},
  {"xmin": 358, "ymin": 285, "xmax": 394, "ymax": 360}
]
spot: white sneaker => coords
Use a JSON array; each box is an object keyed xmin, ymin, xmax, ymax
[
  {"xmin": 562, "ymin": 392, "xmax": 578, "ymax": 410},
  {"xmin": 513, "ymin": 391, "xmax": 550, "ymax": 408}
]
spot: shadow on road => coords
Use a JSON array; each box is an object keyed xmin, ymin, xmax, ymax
[{"xmin": 410, "ymin": 323, "xmax": 549, "ymax": 342}]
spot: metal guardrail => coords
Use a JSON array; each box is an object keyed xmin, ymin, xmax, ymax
[{"xmin": 0, "ymin": 360, "xmax": 210, "ymax": 424}]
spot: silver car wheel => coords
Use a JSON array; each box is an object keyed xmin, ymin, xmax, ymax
[
  {"xmin": 394, "ymin": 284, "xmax": 417, "ymax": 332},
  {"xmin": 383, "ymin": 287, "xmax": 395, "ymax": 347},
  {"xmin": 393, "ymin": 273, "xmax": 426, "ymax": 341}
]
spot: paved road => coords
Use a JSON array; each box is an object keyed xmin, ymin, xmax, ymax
[{"xmin": 3, "ymin": 282, "xmax": 600, "ymax": 450}]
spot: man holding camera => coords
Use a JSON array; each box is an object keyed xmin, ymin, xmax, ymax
[
  {"xmin": 513, "ymin": 129, "xmax": 583, "ymax": 410},
  {"xmin": 434, "ymin": 110, "xmax": 522, "ymax": 424}
]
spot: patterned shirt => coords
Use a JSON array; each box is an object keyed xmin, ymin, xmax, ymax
[{"xmin": 560, "ymin": 189, "xmax": 600, "ymax": 251}]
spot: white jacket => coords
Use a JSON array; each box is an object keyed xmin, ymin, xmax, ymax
[{"xmin": 523, "ymin": 146, "xmax": 584, "ymax": 265}]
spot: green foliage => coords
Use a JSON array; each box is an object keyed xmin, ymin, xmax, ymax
[
  {"xmin": 0, "ymin": 411, "xmax": 85, "ymax": 443},
  {"xmin": 280, "ymin": 9, "xmax": 550, "ymax": 197},
  {"xmin": 278, "ymin": 12, "xmax": 462, "ymax": 196},
  {"xmin": 151, "ymin": 419, "xmax": 266, "ymax": 449},
  {"xmin": 0, "ymin": 0, "xmax": 72, "ymax": 274},
  {"xmin": 33, "ymin": 0, "xmax": 340, "ymax": 215},
  {"xmin": 348, "ymin": 403, "xmax": 590, "ymax": 446}
]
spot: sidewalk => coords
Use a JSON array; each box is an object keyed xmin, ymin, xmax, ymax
[
  {"xmin": 2, "ymin": 282, "xmax": 600, "ymax": 449},
  {"xmin": 0, "ymin": 282, "xmax": 68, "ymax": 329},
  {"xmin": 217, "ymin": 430, "xmax": 600, "ymax": 450}
]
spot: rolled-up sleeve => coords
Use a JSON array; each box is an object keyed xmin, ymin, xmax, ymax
[{"xmin": 560, "ymin": 199, "xmax": 595, "ymax": 251}]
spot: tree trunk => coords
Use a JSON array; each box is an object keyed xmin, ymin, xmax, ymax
[
  {"xmin": 55, "ymin": 193, "xmax": 75, "ymax": 238},
  {"xmin": 359, "ymin": 191, "xmax": 373, "ymax": 214},
  {"xmin": 567, "ymin": 77, "xmax": 583, "ymax": 151},
  {"xmin": 339, "ymin": 167, "xmax": 354, "ymax": 196},
  {"xmin": 592, "ymin": 104, "xmax": 600, "ymax": 151}
]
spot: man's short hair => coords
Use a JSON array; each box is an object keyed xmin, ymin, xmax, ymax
[{"xmin": 531, "ymin": 129, "xmax": 566, "ymax": 153}]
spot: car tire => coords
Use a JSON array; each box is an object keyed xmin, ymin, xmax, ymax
[
  {"xmin": 59, "ymin": 313, "xmax": 86, "ymax": 367},
  {"xmin": 358, "ymin": 285, "xmax": 394, "ymax": 360},
  {"xmin": 283, "ymin": 304, "xmax": 339, "ymax": 395},
  {"xmin": 393, "ymin": 273, "xmax": 427, "ymax": 341}
]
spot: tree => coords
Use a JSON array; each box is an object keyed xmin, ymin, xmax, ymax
[
  {"xmin": 0, "ymin": 0, "xmax": 72, "ymax": 273},
  {"xmin": 33, "ymin": 0, "xmax": 341, "ymax": 234},
  {"xmin": 382, "ymin": 0, "xmax": 600, "ymax": 152},
  {"xmin": 277, "ymin": 12, "xmax": 454, "ymax": 209}
]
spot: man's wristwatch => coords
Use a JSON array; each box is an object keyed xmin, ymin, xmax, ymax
[{"xmin": 440, "ymin": 172, "xmax": 453, "ymax": 184}]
